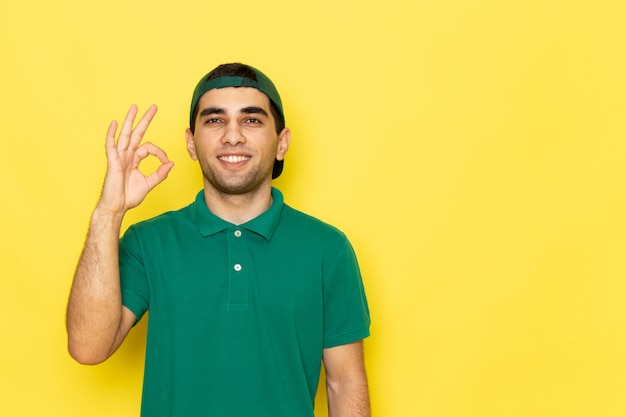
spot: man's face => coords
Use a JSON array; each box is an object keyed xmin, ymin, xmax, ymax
[{"xmin": 185, "ymin": 87, "xmax": 290, "ymax": 196}]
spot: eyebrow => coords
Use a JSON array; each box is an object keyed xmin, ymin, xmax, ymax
[
  {"xmin": 240, "ymin": 106, "xmax": 269, "ymax": 117},
  {"xmin": 198, "ymin": 107, "xmax": 225, "ymax": 118},
  {"xmin": 198, "ymin": 106, "xmax": 269, "ymax": 118}
]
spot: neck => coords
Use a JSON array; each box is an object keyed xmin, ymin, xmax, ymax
[{"xmin": 203, "ymin": 183, "xmax": 273, "ymax": 225}]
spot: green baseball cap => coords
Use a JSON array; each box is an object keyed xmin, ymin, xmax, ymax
[{"xmin": 189, "ymin": 65, "xmax": 286, "ymax": 179}]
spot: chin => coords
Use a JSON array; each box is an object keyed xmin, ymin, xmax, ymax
[{"xmin": 207, "ymin": 175, "xmax": 269, "ymax": 196}]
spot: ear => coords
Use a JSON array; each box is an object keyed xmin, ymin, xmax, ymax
[
  {"xmin": 185, "ymin": 128, "xmax": 198, "ymax": 161},
  {"xmin": 275, "ymin": 128, "xmax": 291, "ymax": 161}
]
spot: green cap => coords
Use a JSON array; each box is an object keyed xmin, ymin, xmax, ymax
[{"xmin": 189, "ymin": 66, "xmax": 285, "ymax": 179}]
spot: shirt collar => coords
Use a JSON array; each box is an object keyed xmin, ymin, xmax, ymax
[{"xmin": 193, "ymin": 188, "xmax": 284, "ymax": 241}]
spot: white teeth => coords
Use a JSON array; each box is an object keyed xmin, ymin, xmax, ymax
[{"xmin": 219, "ymin": 155, "xmax": 250, "ymax": 163}]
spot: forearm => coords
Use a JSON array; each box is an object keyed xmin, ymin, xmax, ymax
[
  {"xmin": 327, "ymin": 372, "xmax": 371, "ymax": 417},
  {"xmin": 67, "ymin": 208, "xmax": 125, "ymax": 364}
]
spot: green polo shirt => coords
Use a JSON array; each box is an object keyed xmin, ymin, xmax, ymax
[{"xmin": 119, "ymin": 188, "xmax": 370, "ymax": 417}]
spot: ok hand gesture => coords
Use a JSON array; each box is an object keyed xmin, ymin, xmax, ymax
[{"xmin": 97, "ymin": 105, "xmax": 174, "ymax": 215}]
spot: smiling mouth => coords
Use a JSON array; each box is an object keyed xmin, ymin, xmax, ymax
[{"xmin": 219, "ymin": 155, "xmax": 251, "ymax": 163}]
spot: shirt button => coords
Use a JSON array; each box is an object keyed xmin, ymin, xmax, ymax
[
  {"xmin": 234, "ymin": 230, "xmax": 242, "ymax": 237},
  {"xmin": 234, "ymin": 264, "xmax": 242, "ymax": 272}
]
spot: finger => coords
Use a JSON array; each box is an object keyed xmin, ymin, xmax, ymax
[
  {"xmin": 145, "ymin": 160, "xmax": 175, "ymax": 191},
  {"xmin": 134, "ymin": 142, "xmax": 174, "ymax": 189},
  {"xmin": 135, "ymin": 141, "xmax": 171, "ymax": 164},
  {"xmin": 117, "ymin": 105, "xmax": 139, "ymax": 151},
  {"xmin": 105, "ymin": 120, "xmax": 119, "ymax": 159},
  {"xmin": 129, "ymin": 105, "xmax": 158, "ymax": 149},
  {"xmin": 105, "ymin": 120, "xmax": 118, "ymax": 149},
  {"xmin": 134, "ymin": 141, "xmax": 174, "ymax": 190}
]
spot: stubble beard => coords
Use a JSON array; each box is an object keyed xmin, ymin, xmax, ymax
[{"xmin": 199, "ymin": 156, "xmax": 274, "ymax": 196}]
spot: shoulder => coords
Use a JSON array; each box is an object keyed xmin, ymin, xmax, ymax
[
  {"xmin": 281, "ymin": 204, "xmax": 342, "ymax": 232},
  {"xmin": 123, "ymin": 201, "xmax": 195, "ymax": 238},
  {"xmin": 278, "ymin": 204, "xmax": 351, "ymax": 247}
]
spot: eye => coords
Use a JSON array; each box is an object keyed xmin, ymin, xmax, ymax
[
  {"xmin": 245, "ymin": 117, "xmax": 262, "ymax": 124},
  {"xmin": 204, "ymin": 118, "xmax": 221, "ymax": 125}
]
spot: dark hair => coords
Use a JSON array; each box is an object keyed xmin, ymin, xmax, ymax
[{"xmin": 189, "ymin": 63, "xmax": 285, "ymax": 135}]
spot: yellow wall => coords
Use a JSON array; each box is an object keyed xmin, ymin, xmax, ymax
[{"xmin": 2, "ymin": 0, "xmax": 626, "ymax": 416}]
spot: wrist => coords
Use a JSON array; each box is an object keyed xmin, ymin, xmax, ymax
[{"xmin": 92, "ymin": 205, "xmax": 126, "ymax": 226}]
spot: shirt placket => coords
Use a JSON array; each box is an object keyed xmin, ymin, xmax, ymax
[{"xmin": 226, "ymin": 227, "xmax": 249, "ymax": 309}]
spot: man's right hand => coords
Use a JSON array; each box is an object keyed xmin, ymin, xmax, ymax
[
  {"xmin": 97, "ymin": 105, "xmax": 174, "ymax": 215},
  {"xmin": 67, "ymin": 105, "xmax": 174, "ymax": 364}
]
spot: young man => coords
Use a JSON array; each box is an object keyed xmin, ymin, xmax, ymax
[{"xmin": 67, "ymin": 63, "xmax": 371, "ymax": 416}]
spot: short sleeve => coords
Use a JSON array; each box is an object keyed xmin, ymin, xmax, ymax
[
  {"xmin": 322, "ymin": 237, "xmax": 371, "ymax": 348},
  {"xmin": 119, "ymin": 226, "xmax": 150, "ymax": 323}
]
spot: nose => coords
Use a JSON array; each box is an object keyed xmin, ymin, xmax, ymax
[{"xmin": 222, "ymin": 121, "xmax": 245, "ymax": 146}]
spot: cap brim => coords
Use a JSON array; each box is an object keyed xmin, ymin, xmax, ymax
[{"xmin": 272, "ymin": 159, "xmax": 284, "ymax": 179}]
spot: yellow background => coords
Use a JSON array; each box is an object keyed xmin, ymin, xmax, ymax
[{"xmin": 2, "ymin": 0, "xmax": 626, "ymax": 416}]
